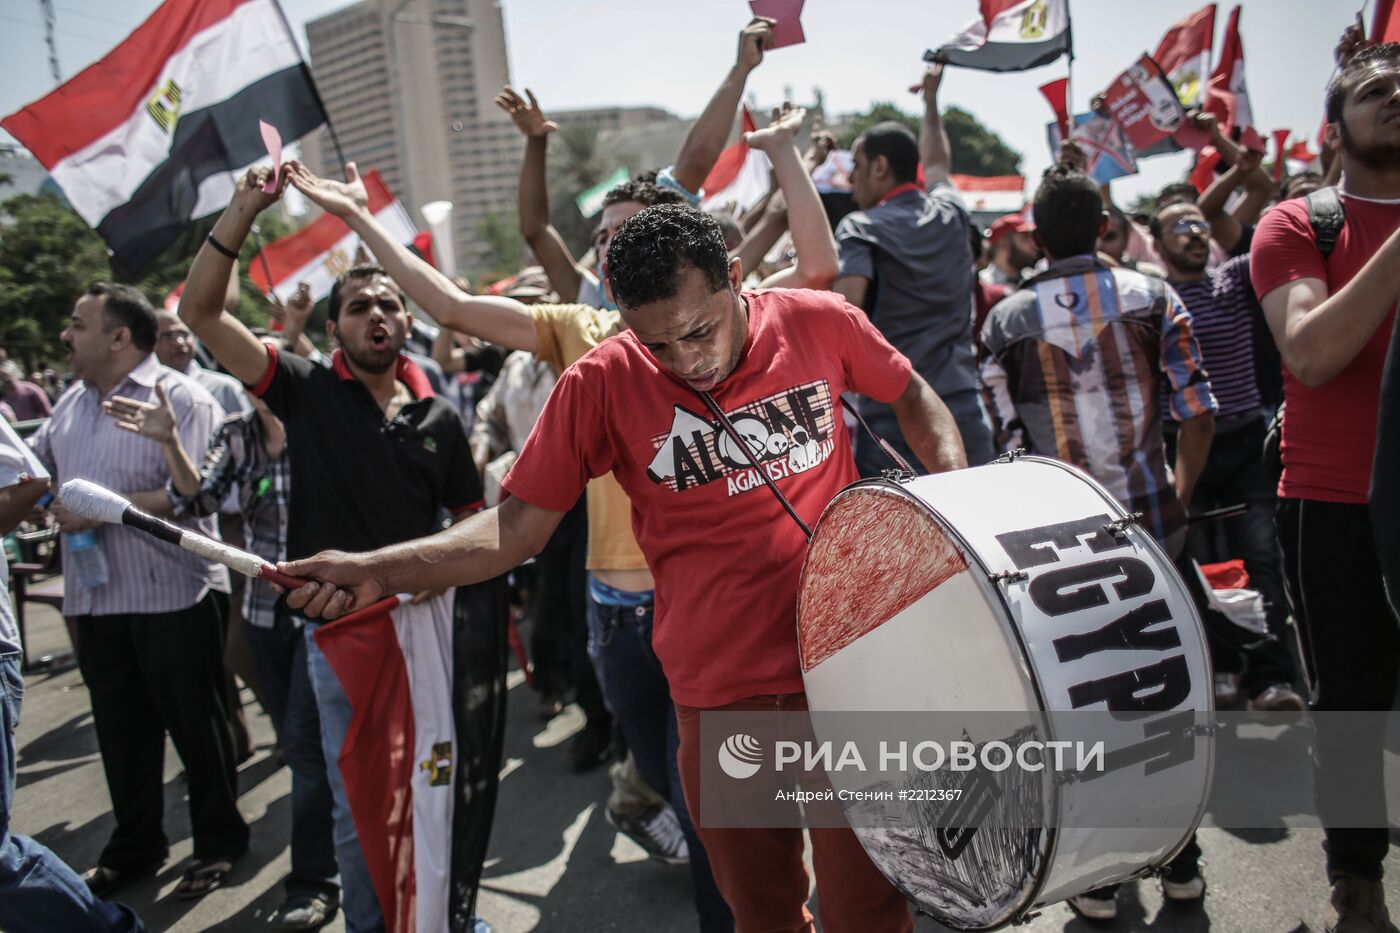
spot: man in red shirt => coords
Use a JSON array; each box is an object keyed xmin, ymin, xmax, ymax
[
  {"xmin": 1251, "ymin": 42, "xmax": 1400, "ymax": 933},
  {"xmin": 281, "ymin": 204, "xmax": 966, "ymax": 931}
]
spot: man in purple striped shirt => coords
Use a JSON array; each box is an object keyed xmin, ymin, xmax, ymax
[
  {"xmin": 1151, "ymin": 203, "xmax": 1305, "ymax": 715},
  {"xmin": 27, "ymin": 283, "xmax": 248, "ymax": 900}
]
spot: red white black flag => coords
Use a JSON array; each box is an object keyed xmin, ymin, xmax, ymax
[
  {"xmin": 927, "ymin": 0, "xmax": 1072, "ymax": 73},
  {"xmin": 1, "ymin": 0, "xmax": 326, "ymax": 275}
]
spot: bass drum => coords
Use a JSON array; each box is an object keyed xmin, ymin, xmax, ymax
[{"xmin": 796, "ymin": 456, "xmax": 1213, "ymax": 930}]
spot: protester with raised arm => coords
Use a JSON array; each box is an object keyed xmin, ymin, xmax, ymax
[
  {"xmin": 179, "ymin": 168, "xmax": 485, "ymax": 933},
  {"xmin": 833, "ymin": 63, "xmax": 993, "ymax": 472}
]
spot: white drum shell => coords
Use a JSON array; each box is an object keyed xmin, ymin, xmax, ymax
[{"xmin": 797, "ymin": 457, "xmax": 1213, "ymax": 929}]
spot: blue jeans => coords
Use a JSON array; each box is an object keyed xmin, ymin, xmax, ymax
[
  {"xmin": 586, "ymin": 596, "xmax": 734, "ymax": 933},
  {"xmin": 855, "ymin": 389, "xmax": 996, "ymax": 479},
  {"xmin": 0, "ymin": 655, "xmax": 144, "ymax": 932},
  {"xmin": 304, "ymin": 624, "xmax": 384, "ymax": 933},
  {"xmin": 246, "ymin": 616, "xmax": 339, "ymax": 903}
]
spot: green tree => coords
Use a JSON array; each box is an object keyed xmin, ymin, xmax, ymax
[
  {"xmin": 547, "ymin": 122, "xmax": 623, "ymax": 259},
  {"xmin": 0, "ymin": 192, "xmax": 303, "ymax": 366},
  {"xmin": 835, "ymin": 103, "xmax": 1022, "ymax": 177},
  {"xmin": 475, "ymin": 210, "xmax": 527, "ymax": 280}
]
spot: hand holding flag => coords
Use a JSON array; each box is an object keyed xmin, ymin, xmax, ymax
[{"xmin": 281, "ymin": 550, "xmax": 386, "ymax": 620}]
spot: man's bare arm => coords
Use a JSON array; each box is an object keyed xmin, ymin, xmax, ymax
[
  {"xmin": 1173, "ymin": 412, "xmax": 1215, "ymax": 507},
  {"xmin": 746, "ymin": 105, "xmax": 839, "ymax": 290},
  {"xmin": 1261, "ymin": 225, "xmax": 1400, "ymax": 386},
  {"xmin": 918, "ymin": 64, "xmax": 952, "ymax": 188},
  {"xmin": 280, "ymin": 495, "xmax": 565, "ymax": 620},
  {"xmin": 496, "ymin": 87, "xmax": 583, "ymax": 302},
  {"xmin": 180, "ymin": 169, "xmax": 285, "ymax": 386},
  {"xmin": 889, "ymin": 371, "xmax": 967, "ymax": 473},
  {"xmin": 672, "ymin": 19, "xmax": 775, "ymax": 194},
  {"xmin": 287, "ymin": 161, "xmax": 538, "ymax": 353}
]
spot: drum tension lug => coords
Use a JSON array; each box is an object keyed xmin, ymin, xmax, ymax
[
  {"xmin": 993, "ymin": 447, "xmax": 1027, "ymax": 463},
  {"xmin": 987, "ymin": 570, "xmax": 1029, "ymax": 586},
  {"xmin": 1102, "ymin": 512, "xmax": 1144, "ymax": 538},
  {"xmin": 880, "ymin": 468, "xmax": 913, "ymax": 484}
]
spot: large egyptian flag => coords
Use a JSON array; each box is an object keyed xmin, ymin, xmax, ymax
[
  {"xmin": 926, "ymin": 0, "xmax": 1071, "ymax": 73},
  {"xmin": 1, "ymin": 0, "xmax": 326, "ymax": 276},
  {"xmin": 314, "ymin": 581, "xmax": 511, "ymax": 933},
  {"xmin": 1153, "ymin": 4, "xmax": 1216, "ymax": 108},
  {"xmin": 1189, "ymin": 5, "xmax": 1252, "ymax": 192},
  {"xmin": 249, "ymin": 169, "xmax": 416, "ymax": 304},
  {"xmin": 700, "ymin": 107, "xmax": 772, "ymax": 217}
]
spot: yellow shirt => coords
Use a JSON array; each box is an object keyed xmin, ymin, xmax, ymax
[{"xmin": 531, "ymin": 304, "xmax": 648, "ymax": 571}]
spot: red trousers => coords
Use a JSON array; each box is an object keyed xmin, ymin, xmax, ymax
[{"xmin": 675, "ymin": 693, "xmax": 913, "ymax": 933}]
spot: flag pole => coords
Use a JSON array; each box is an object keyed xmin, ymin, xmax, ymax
[
  {"xmin": 268, "ymin": 0, "xmax": 348, "ymax": 167},
  {"xmin": 250, "ymin": 225, "xmax": 278, "ymax": 298}
]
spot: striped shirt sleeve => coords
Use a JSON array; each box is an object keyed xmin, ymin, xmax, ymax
[{"xmin": 1158, "ymin": 285, "xmax": 1219, "ymax": 422}]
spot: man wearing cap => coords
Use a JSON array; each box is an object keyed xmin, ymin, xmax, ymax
[{"xmin": 981, "ymin": 213, "xmax": 1038, "ymax": 287}]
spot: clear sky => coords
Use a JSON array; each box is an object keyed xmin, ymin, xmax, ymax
[{"xmin": 0, "ymin": 0, "xmax": 1365, "ymax": 205}]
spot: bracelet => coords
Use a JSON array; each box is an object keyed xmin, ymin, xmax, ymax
[{"xmin": 205, "ymin": 233, "xmax": 239, "ymax": 259}]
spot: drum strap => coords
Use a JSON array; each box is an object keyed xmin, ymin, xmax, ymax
[{"xmin": 695, "ymin": 391, "xmax": 916, "ymax": 543}]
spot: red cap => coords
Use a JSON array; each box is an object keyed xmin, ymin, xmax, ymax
[{"xmin": 986, "ymin": 212, "xmax": 1033, "ymax": 247}]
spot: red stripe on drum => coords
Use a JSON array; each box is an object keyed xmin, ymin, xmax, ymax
[{"xmin": 798, "ymin": 488, "xmax": 967, "ymax": 671}]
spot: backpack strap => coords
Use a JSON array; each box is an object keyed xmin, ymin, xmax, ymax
[{"xmin": 1306, "ymin": 186, "xmax": 1346, "ymax": 258}]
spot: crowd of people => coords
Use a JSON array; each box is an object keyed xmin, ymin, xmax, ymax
[{"xmin": 1, "ymin": 13, "xmax": 1397, "ymax": 933}]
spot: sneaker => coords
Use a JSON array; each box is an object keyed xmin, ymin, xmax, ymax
[
  {"xmin": 1214, "ymin": 672, "xmax": 1241, "ymax": 707},
  {"xmin": 268, "ymin": 894, "xmax": 338, "ymax": 930},
  {"xmin": 1067, "ymin": 891, "xmax": 1117, "ymax": 921},
  {"xmin": 606, "ymin": 805, "xmax": 690, "ymax": 865},
  {"xmin": 1162, "ymin": 873, "xmax": 1206, "ymax": 901},
  {"xmin": 1248, "ymin": 684, "xmax": 1308, "ymax": 713},
  {"xmin": 1329, "ymin": 873, "xmax": 1400, "ymax": 932},
  {"xmin": 536, "ymin": 691, "xmax": 566, "ymax": 721},
  {"xmin": 569, "ymin": 718, "xmax": 614, "ymax": 772}
]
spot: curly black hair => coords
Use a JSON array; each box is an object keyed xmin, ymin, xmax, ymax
[
  {"xmin": 601, "ymin": 180, "xmax": 688, "ymax": 210},
  {"xmin": 605, "ymin": 204, "xmax": 731, "ymax": 311}
]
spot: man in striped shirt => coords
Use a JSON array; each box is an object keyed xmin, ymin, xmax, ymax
[
  {"xmin": 27, "ymin": 283, "xmax": 247, "ymax": 900},
  {"xmin": 1151, "ymin": 204, "xmax": 1304, "ymax": 713}
]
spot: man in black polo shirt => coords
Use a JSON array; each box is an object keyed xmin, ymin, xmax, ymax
[{"xmin": 179, "ymin": 169, "xmax": 482, "ymax": 933}]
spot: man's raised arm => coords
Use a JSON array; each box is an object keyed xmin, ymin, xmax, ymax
[
  {"xmin": 286, "ymin": 161, "xmax": 538, "ymax": 353},
  {"xmin": 495, "ymin": 86, "xmax": 583, "ymax": 302},
  {"xmin": 280, "ymin": 494, "xmax": 565, "ymax": 620},
  {"xmin": 742, "ymin": 105, "xmax": 839, "ymax": 289},
  {"xmin": 670, "ymin": 18, "xmax": 775, "ymax": 195},
  {"xmin": 918, "ymin": 64, "xmax": 952, "ymax": 188},
  {"xmin": 179, "ymin": 168, "xmax": 284, "ymax": 386}
]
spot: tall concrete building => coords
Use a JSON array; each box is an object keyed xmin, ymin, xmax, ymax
[{"xmin": 302, "ymin": 0, "xmax": 521, "ymax": 275}]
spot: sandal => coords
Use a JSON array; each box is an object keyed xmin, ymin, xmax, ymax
[
  {"xmin": 173, "ymin": 855, "xmax": 238, "ymax": 899},
  {"xmin": 83, "ymin": 857, "xmax": 163, "ymax": 898}
]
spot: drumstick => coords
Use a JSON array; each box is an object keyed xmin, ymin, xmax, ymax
[{"xmin": 58, "ymin": 478, "xmax": 309, "ymax": 589}]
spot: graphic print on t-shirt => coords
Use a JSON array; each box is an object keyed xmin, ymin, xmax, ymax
[{"xmin": 646, "ymin": 379, "xmax": 839, "ymax": 496}]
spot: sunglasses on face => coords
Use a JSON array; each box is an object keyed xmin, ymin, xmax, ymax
[{"xmin": 1172, "ymin": 218, "xmax": 1210, "ymax": 237}]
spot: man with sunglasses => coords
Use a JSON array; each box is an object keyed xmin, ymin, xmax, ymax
[{"xmin": 1151, "ymin": 204, "xmax": 1304, "ymax": 715}]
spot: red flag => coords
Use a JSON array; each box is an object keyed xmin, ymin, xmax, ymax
[
  {"xmin": 412, "ymin": 231, "xmax": 436, "ymax": 269},
  {"xmin": 1271, "ymin": 129, "xmax": 1291, "ymax": 182},
  {"xmin": 248, "ymin": 169, "xmax": 416, "ymax": 304},
  {"xmin": 1287, "ymin": 140, "xmax": 1315, "ymax": 163},
  {"xmin": 315, "ymin": 592, "xmax": 457, "ymax": 933},
  {"xmin": 1374, "ymin": 0, "xmax": 1400, "ymax": 43},
  {"xmin": 1190, "ymin": 148, "xmax": 1222, "ymax": 194},
  {"xmin": 1153, "ymin": 4, "xmax": 1217, "ymax": 107},
  {"xmin": 1204, "ymin": 5, "xmax": 1252, "ymax": 134},
  {"xmin": 1039, "ymin": 78, "xmax": 1071, "ymax": 138}
]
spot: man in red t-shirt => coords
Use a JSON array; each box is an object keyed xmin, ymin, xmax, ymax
[
  {"xmin": 1251, "ymin": 42, "xmax": 1400, "ymax": 933},
  {"xmin": 282, "ymin": 204, "xmax": 967, "ymax": 931}
]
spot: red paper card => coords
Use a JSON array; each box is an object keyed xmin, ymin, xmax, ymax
[
  {"xmin": 748, "ymin": 0, "xmax": 805, "ymax": 49},
  {"xmin": 259, "ymin": 120, "xmax": 282, "ymax": 193}
]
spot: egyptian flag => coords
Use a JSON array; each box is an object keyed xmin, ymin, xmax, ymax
[
  {"xmin": 314, "ymin": 580, "xmax": 511, "ymax": 933},
  {"xmin": 926, "ymin": 0, "xmax": 1071, "ymax": 73},
  {"xmin": 248, "ymin": 169, "xmax": 416, "ymax": 304},
  {"xmin": 1205, "ymin": 5, "xmax": 1252, "ymax": 132},
  {"xmin": 950, "ymin": 174, "xmax": 1026, "ymax": 213},
  {"xmin": 0, "ymin": 0, "xmax": 327, "ymax": 276},
  {"xmin": 1153, "ymin": 4, "xmax": 1216, "ymax": 108},
  {"xmin": 700, "ymin": 108, "xmax": 772, "ymax": 217}
]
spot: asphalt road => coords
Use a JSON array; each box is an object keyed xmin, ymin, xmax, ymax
[{"xmin": 12, "ymin": 600, "xmax": 1400, "ymax": 932}]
